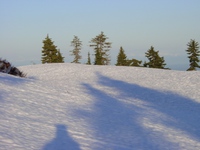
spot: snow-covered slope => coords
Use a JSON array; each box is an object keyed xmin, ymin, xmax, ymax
[{"xmin": 0, "ymin": 63, "xmax": 200, "ymax": 150}]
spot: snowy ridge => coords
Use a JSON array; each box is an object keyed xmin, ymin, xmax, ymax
[{"xmin": 0, "ymin": 63, "xmax": 200, "ymax": 150}]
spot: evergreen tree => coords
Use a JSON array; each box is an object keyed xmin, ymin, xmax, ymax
[
  {"xmin": 89, "ymin": 32, "xmax": 111, "ymax": 65},
  {"xmin": 41, "ymin": 35, "xmax": 59, "ymax": 63},
  {"xmin": 70, "ymin": 36, "xmax": 82, "ymax": 63},
  {"xmin": 56, "ymin": 49, "xmax": 65, "ymax": 63},
  {"xmin": 116, "ymin": 47, "xmax": 127, "ymax": 66},
  {"xmin": 186, "ymin": 39, "xmax": 200, "ymax": 71},
  {"xmin": 94, "ymin": 49, "xmax": 103, "ymax": 65},
  {"xmin": 86, "ymin": 52, "xmax": 91, "ymax": 65},
  {"xmin": 127, "ymin": 59, "xmax": 142, "ymax": 67},
  {"xmin": 144, "ymin": 46, "xmax": 166, "ymax": 69},
  {"xmin": 143, "ymin": 61, "xmax": 148, "ymax": 67}
]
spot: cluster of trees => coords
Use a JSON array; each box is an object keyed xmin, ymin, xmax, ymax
[
  {"xmin": 116, "ymin": 46, "xmax": 166, "ymax": 69},
  {"xmin": 41, "ymin": 32, "xmax": 200, "ymax": 71}
]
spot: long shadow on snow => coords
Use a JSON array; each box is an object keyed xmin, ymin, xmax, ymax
[
  {"xmin": 42, "ymin": 124, "xmax": 80, "ymax": 150},
  {"xmin": 78, "ymin": 72, "xmax": 200, "ymax": 149},
  {"xmin": 81, "ymin": 83, "xmax": 151, "ymax": 149}
]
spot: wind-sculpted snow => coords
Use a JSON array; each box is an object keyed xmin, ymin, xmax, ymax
[{"xmin": 0, "ymin": 63, "xmax": 200, "ymax": 150}]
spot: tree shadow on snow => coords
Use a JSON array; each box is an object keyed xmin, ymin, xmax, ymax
[
  {"xmin": 78, "ymin": 72, "xmax": 200, "ymax": 149},
  {"xmin": 42, "ymin": 124, "xmax": 80, "ymax": 150}
]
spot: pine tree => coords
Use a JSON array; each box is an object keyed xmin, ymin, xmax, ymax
[
  {"xmin": 70, "ymin": 36, "xmax": 82, "ymax": 63},
  {"xmin": 144, "ymin": 46, "xmax": 166, "ymax": 69},
  {"xmin": 127, "ymin": 59, "xmax": 142, "ymax": 67},
  {"xmin": 86, "ymin": 52, "xmax": 91, "ymax": 65},
  {"xmin": 41, "ymin": 35, "xmax": 59, "ymax": 63},
  {"xmin": 89, "ymin": 32, "xmax": 111, "ymax": 65},
  {"xmin": 56, "ymin": 49, "xmax": 65, "ymax": 63},
  {"xmin": 186, "ymin": 39, "xmax": 200, "ymax": 71},
  {"xmin": 94, "ymin": 49, "xmax": 103, "ymax": 65},
  {"xmin": 116, "ymin": 47, "xmax": 127, "ymax": 66}
]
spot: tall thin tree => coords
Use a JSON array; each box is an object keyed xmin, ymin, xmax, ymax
[
  {"xmin": 86, "ymin": 52, "xmax": 91, "ymax": 65},
  {"xmin": 186, "ymin": 39, "xmax": 200, "ymax": 71},
  {"xmin": 89, "ymin": 32, "xmax": 111, "ymax": 65},
  {"xmin": 70, "ymin": 36, "xmax": 82, "ymax": 63}
]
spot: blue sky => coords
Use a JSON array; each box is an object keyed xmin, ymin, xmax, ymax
[{"xmin": 1, "ymin": 0, "xmax": 200, "ymax": 70}]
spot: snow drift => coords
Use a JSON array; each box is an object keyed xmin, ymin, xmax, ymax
[{"xmin": 0, "ymin": 63, "xmax": 200, "ymax": 150}]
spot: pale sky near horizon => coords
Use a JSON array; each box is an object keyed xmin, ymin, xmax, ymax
[{"xmin": 1, "ymin": 0, "xmax": 200, "ymax": 70}]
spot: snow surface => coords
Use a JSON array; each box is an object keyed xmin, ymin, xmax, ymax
[{"xmin": 0, "ymin": 63, "xmax": 200, "ymax": 150}]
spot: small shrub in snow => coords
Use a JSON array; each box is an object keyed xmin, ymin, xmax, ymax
[{"xmin": 0, "ymin": 58, "xmax": 26, "ymax": 77}]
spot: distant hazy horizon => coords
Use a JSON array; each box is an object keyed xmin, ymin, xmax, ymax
[{"xmin": 1, "ymin": 0, "xmax": 200, "ymax": 71}]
